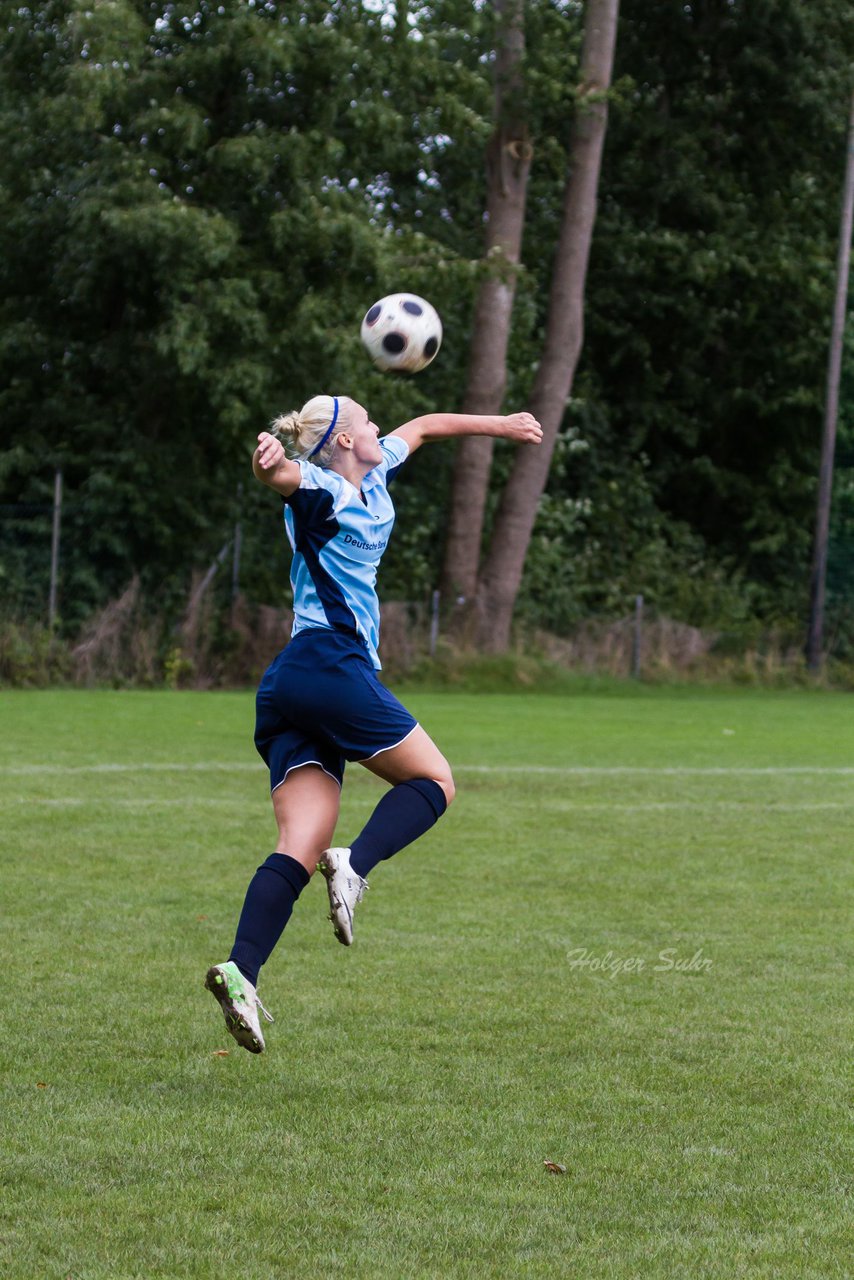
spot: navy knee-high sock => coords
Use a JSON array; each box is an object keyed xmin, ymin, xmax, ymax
[
  {"xmin": 229, "ymin": 853, "xmax": 310, "ymax": 987},
  {"xmin": 349, "ymin": 778, "xmax": 448, "ymax": 879}
]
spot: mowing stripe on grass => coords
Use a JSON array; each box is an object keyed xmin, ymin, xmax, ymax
[
  {"xmin": 6, "ymin": 797, "xmax": 854, "ymax": 811},
  {"xmin": 1, "ymin": 763, "xmax": 854, "ymax": 776}
]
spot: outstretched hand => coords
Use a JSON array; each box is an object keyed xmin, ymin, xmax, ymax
[
  {"xmin": 503, "ymin": 412, "xmax": 543, "ymax": 444},
  {"xmin": 256, "ymin": 431, "xmax": 285, "ymax": 471}
]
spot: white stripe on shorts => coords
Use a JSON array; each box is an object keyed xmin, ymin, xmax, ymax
[
  {"xmin": 271, "ymin": 759, "xmax": 343, "ymax": 793},
  {"xmin": 355, "ymin": 722, "xmax": 420, "ymax": 764}
]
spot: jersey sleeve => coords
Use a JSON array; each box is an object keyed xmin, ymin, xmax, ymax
[
  {"xmin": 373, "ymin": 435, "xmax": 410, "ymax": 486},
  {"xmin": 285, "ymin": 460, "xmax": 349, "ymax": 518}
]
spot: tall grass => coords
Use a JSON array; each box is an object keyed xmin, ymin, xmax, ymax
[{"xmin": 2, "ymin": 589, "xmax": 852, "ymax": 689}]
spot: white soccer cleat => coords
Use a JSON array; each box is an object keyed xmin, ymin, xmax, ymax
[
  {"xmin": 204, "ymin": 960, "xmax": 274, "ymax": 1054},
  {"xmin": 318, "ymin": 847, "xmax": 368, "ymax": 946}
]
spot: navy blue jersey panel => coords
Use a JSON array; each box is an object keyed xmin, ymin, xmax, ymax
[{"xmin": 287, "ymin": 487, "xmax": 359, "ymax": 639}]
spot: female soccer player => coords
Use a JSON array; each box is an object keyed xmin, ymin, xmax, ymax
[{"xmin": 205, "ymin": 394, "xmax": 543, "ymax": 1052}]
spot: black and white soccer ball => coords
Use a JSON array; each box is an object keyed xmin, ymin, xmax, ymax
[{"xmin": 360, "ymin": 293, "xmax": 443, "ymax": 373}]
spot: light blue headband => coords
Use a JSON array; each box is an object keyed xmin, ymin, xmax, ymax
[{"xmin": 307, "ymin": 397, "xmax": 339, "ymax": 459}]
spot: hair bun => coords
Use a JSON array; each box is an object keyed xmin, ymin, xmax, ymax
[{"xmin": 270, "ymin": 411, "xmax": 302, "ymax": 457}]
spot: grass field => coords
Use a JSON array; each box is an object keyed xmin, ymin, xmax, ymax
[{"xmin": 1, "ymin": 685, "xmax": 852, "ymax": 1279}]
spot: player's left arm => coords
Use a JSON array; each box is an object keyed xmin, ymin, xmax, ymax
[{"xmin": 389, "ymin": 412, "xmax": 543, "ymax": 456}]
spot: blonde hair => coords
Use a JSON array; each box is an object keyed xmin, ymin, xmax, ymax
[{"xmin": 271, "ymin": 394, "xmax": 353, "ymax": 467}]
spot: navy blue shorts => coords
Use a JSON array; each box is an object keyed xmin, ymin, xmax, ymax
[{"xmin": 254, "ymin": 628, "xmax": 418, "ymax": 792}]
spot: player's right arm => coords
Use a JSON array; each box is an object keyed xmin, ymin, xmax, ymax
[
  {"xmin": 252, "ymin": 431, "xmax": 301, "ymax": 497},
  {"xmin": 390, "ymin": 412, "xmax": 542, "ymax": 456}
]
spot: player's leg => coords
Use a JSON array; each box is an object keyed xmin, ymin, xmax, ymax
[
  {"xmin": 270, "ymin": 761, "xmax": 342, "ymax": 871},
  {"xmin": 206, "ymin": 762, "xmax": 341, "ymax": 1052},
  {"xmin": 225, "ymin": 763, "xmax": 340, "ymax": 981},
  {"xmin": 319, "ymin": 726, "xmax": 454, "ymax": 945},
  {"xmin": 351, "ymin": 725, "xmax": 454, "ymax": 871},
  {"xmin": 360, "ymin": 723, "xmax": 455, "ymax": 803}
]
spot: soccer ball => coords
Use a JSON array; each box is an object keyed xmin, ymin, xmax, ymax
[{"xmin": 360, "ymin": 293, "xmax": 442, "ymax": 373}]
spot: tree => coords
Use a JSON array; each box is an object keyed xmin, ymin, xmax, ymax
[
  {"xmin": 475, "ymin": 0, "xmax": 620, "ymax": 650},
  {"xmin": 439, "ymin": 0, "xmax": 533, "ymax": 611}
]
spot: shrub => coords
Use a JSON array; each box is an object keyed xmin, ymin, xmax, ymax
[{"xmin": 0, "ymin": 619, "xmax": 71, "ymax": 686}]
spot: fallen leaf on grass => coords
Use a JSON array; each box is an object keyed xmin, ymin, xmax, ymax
[
  {"xmin": 197, "ymin": 915, "xmax": 209, "ymax": 922},
  {"xmin": 212, "ymin": 1049, "xmax": 230, "ymax": 1057},
  {"xmin": 543, "ymin": 1161, "xmax": 566, "ymax": 1174},
  {"xmin": 36, "ymin": 1082, "xmax": 48, "ymax": 1089}
]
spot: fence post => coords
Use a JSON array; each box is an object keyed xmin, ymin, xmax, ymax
[
  {"xmin": 232, "ymin": 483, "xmax": 243, "ymax": 606},
  {"xmin": 632, "ymin": 593, "xmax": 643, "ymax": 678},
  {"xmin": 48, "ymin": 469, "xmax": 63, "ymax": 628},
  {"xmin": 806, "ymin": 87, "xmax": 854, "ymax": 670},
  {"xmin": 429, "ymin": 589, "xmax": 440, "ymax": 656}
]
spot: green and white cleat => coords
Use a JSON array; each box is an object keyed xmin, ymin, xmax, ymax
[
  {"xmin": 204, "ymin": 960, "xmax": 274, "ymax": 1054},
  {"xmin": 318, "ymin": 847, "xmax": 368, "ymax": 946}
]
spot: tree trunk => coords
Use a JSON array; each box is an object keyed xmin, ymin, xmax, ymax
[
  {"xmin": 475, "ymin": 0, "xmax": 619, "ymax": 651},
  {"xmin": 440, "ymin": 0, "xmax": 533, "ymax": 616}
]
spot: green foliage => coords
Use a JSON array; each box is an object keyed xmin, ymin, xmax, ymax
[
  {"xmin": 1, "ymin": 0, "xmax": 853, "ymax": 654},
  {"xmin": 581, "ymin": 0, "xmax": 854, "ymax": 623},
  {"xmin": 0, "ymin": 0, "xmax": 489, "ymax": 628},
  {"xmin": 0, "ymin": 619, "xmax": 71, "ymax": 686},
  {"xmin": 514, "ymin": 398, "xmax": 758, "ymax": 637}
]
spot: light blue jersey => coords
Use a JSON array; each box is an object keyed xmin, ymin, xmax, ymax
[{"xmin": 283, "ymin": 435, "xmax": 410, "ymax": 669}]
